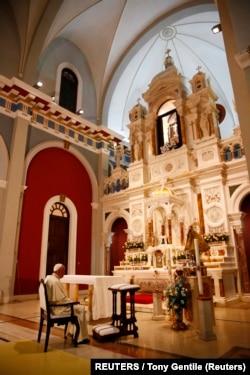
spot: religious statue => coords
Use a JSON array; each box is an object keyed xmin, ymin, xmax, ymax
[
  {"xmin": 164, "ymin": 49, "xmax": 174, "ymax": 69},
  {"xmin": 114, "ymin": 144, "xmax": 124, "ymax": 168},
  {"xmin": 134, "ymin": 140, "xmax": 139, "ymax": 161},
  {"xmin": 184, "ymin": 225, "xmax": 209, "ymax": 259},
  {"xmin": 200, "ymin": 112, "xmax": 210, "ymax": 137}
]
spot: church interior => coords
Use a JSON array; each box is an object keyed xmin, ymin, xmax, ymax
[{"xmin": 0, "ymin": 0, "xmax": 250, "ymax": 366}]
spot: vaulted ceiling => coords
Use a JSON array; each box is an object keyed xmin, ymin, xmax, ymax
[{"xmin": 9, "ymin": 0, "xmax": 237, "ymax": 143}]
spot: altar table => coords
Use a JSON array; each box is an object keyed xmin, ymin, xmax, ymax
[{"xmin": 61, "ymin": 275, "xmax": 125, "ymax": 320}]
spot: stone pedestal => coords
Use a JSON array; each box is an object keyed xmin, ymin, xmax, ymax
[
  {"xmin": 152, "ymin": 291, "xmax": 165, "ymax": 320},
  {"xmin": 207, "ymin": 268, "xmax": 239, "ymax": 305},
  {"xmin": 197, "ymin": 296, "xmax": 217, "ymax": 341},
  {"xmin": 185, "ymin": 276, "xmax": 214, "ymax": 330}
]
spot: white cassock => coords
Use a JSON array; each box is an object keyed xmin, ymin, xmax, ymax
[{"xmin": 45, "ymin": 273, "xmax": 88, "ymax": 342}]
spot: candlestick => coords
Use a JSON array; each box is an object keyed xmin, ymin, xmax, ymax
[{"xmin": 194, "ymin": 238, "xmax": 204, "ymax": 295}]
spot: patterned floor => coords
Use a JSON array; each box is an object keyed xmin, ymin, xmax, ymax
[{"xmin": 0, "ymin": 299, "xmax": 250, "ymax": 359}]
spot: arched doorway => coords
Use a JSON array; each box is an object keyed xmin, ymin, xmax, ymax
[
  {"xmin": 109, "ymin": 218, "xmax": 127, "ymax": 275},
  {"xmin": 240, "ymin": 194, "xmax": 250, "ymax": 276},
  {"xmin": 46, "ymin": 202, "xmax": 70, "ymax": 275}
]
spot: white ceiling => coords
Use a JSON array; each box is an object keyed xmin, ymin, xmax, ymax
[{"xmin": 33, "ymin": 0, "xmax": 238, "ymax": 142}]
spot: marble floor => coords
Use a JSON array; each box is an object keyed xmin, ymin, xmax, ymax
[{"xmin": 0, "ymin": 299, "xmax": 250, "ymax": 359}]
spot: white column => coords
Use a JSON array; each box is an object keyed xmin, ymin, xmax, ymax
[
  {"xmin": 194, "ymin": 238, "xmax": 204, "ymax": 295},
  {"xmin": 0, "ymin": 114, "xmax": 29, "ymax": 302}
]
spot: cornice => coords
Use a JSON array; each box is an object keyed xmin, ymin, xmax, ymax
[{"xmin": 0, "ymin": 75, "xmax": 123, "ymax": 154}]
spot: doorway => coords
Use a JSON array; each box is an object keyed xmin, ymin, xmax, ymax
[
  {"xmin": 240, "ymin": 194, "xmax": 250, "ymax": 276},
  {"xmin": 109, "ymin": 218, "xmax": 127, "ymax": 275},
  {"xmin": 46, "ymin": 202, "xmax": 70, "ymax": 275}
]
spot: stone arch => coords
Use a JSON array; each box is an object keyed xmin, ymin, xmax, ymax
[
  {"xmin": 24, "ymin": 140, "xmax": 98, "ymax": 202},
  {"xmin": 24, "ymin": 140, "xmax": 98, "ymax": 277},
  {"xmin": 230, "ymin": 182, "xmax": 250, "ymax": 213},
  {"xmin": 104, "ymin": 209, "xmax": 130, "ymax": 241}
]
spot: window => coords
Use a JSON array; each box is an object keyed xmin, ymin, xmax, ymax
[
  {"xmin": 59, "ymin": 68, "xmax": 78, "ymax": 113},
  {"xmin": 50, "ymin": 202, "xmax": 69, "ymax": 217},
  {"xmin": 233, "ymin": 143, "xmax": 242, "ymax": 159}
]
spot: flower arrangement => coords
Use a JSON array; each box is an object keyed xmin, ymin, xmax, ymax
[
  {"xmin": 163, "ymin": 269, "xmax": 188, "ymax": 312},
  {"xmin": 123, "ymin": 241, "xmax": 144, "ymax": 250},
  {"xmin": 203, "ymin": 232, "xmax": 229, "ymax": 243}
]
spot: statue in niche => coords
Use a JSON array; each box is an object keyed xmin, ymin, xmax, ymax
[
  {"xmin": 134, "ymin": 140, "xmax": 139, "ymax": 161},
  {"xmin": 155, "ymin": 250, "xmax": 163, "ymax": 268},
  {"xmin": 200, "ymin": 112, "xmax": 210, "ymax": 138},
  {"xmin": 114, "ymin": 144, "xmax": 124, "ymax": 168},
  {"xmin": 159, "ymin": 110, "xmax": 180, "ymax": 153},
  {"xmin": 146, "ymin": 133, "xmax": 152, "ymax": 156}
]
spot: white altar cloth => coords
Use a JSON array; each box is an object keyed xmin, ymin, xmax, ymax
[{"xmin": 61, "ymin": 275, "xmax": 125, "ymax": 320}]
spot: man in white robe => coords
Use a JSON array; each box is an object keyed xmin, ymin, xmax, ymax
[{"xmin": 45, "ymin": 263, "xmax": 89, "ymax": 344}]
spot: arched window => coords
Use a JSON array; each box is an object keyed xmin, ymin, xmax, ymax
[
  {"xmin": 59, "ymin": 68, "xmax": 78, "ymax": 113},
  {"xmin": 233, "ymin": 143, "xmax": 242, "ymax": 159},
  {"xmin": 50, "ymin": 202, "xmax": 69, "ymax": 217}
]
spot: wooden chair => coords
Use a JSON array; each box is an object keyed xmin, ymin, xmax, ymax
[{"xmin": 37, "ymin": 279, "xmax": 80, "ymax": 352}]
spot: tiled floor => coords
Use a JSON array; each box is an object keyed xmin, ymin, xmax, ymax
[{"xmin": 0, "ymin": 299, "xmax": 250, "ymax": 359}]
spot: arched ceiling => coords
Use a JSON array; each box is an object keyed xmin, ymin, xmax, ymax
[{"xmin": 16, "ymin": 0, "xmax": 238, "ymax": 143}]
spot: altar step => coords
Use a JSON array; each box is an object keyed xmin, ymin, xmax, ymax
[
  {"xmin": 202, "ymin": 255, "xmax": 236, "ymax": 269},
  {"xmin": 126, "ymin": 301, "xmax": 167, "ymax": 314}
]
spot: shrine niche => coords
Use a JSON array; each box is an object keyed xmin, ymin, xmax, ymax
[
  {"xmin": 154, "ymin": 250, "xmax": 163, "ymax": 267},
  {"xmin": 157, "ymin": 108, "xmax": 182, "ymax": 154}
]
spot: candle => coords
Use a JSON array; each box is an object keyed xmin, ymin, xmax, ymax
[{"xmin": 194, "ymin": 239, "xmax": 204, "ymax": 295}]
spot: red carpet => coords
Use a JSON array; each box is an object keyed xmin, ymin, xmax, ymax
[{"xmin": 126, "ymin": 293, "xmax": 153, "ymax": 304}]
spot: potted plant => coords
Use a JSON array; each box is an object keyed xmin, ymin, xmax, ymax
[{"xmin": 163, "ymin": 269, "xmax": 188, "ymax": 330}]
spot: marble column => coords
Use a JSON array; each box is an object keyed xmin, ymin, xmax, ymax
[{"xmin": 233, "ymin": 224, "xmax": 250, "ymax": 293}]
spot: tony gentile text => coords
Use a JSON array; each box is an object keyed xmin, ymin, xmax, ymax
[{"xmin": 91, "ymin": 360, "xmax": 248, "ymax": 374}]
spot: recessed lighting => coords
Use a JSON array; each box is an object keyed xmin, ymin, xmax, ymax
[
  {"xmin": 211, "ymin": 24, "xmax": 222, "ymax": 34},
  {"xmin": 33, "ymin": 81, "xmax": 43, "ymax": 88},
  {"xmin": 77, "ymin": 108, "xmax": 84, "ymax": 115}
]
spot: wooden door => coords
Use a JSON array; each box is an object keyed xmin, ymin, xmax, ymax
[
  {"xmin": 46, "ymin": 215, "xmax": 69, "ymax": 275},
  {"xmin": 241, "ymin": 194, "xmax": 250, "ymax": 276}
]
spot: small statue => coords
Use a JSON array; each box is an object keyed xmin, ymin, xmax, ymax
[
  {"xmin": 134, "ymin": 140, "xmax": 139, "ymax": 161},
  {"xmin": 184, "ymin": 225, "xmax": 209, "ymax": 257},
  {"xmin": 114, "ymin": 144, "xmax": 124, "ymax": 168}
]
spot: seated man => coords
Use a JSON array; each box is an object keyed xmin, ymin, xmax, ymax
[{"xmin": 45, "ymin": 263, "xmax": 90, "ymax": 344}]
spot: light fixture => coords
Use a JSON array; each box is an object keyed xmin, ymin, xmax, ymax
[
  {"xmin": 211, "ymin": 24, "xmax": 222, "ymax": 34},
  {"xmin": 77, "ymin": 108, "xmax": 84, "ymax": 115},
  {"xmin": 33, "ymin": 81, "xmax": 43, "ymax": 88}
]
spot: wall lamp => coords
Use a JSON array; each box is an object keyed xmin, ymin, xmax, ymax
[
  {"xmin": 211, "ymin": 24, "xmax": 222, "ymax": 34},
  {"xmin": 33, "ymin": 81, "xmax": 43, "ymax": 88},
  {"xmin": 77, "ymin": 108, "xmax": 84, "ymax": 115}
]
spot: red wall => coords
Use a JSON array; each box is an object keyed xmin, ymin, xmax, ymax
[{"xmin": 14, "ymin": 147, "xmax": 92, "ymax": 295}]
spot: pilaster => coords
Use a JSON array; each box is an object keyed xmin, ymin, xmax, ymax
[{"xmin": 0, "ymin": 113, "xmax": 29, "ymax": 302}]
